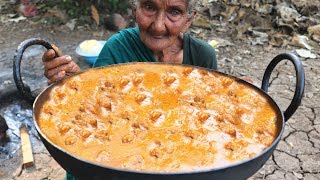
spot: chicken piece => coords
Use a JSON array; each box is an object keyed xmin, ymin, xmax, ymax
[
  {"xmin": 224, "ymin": 141, "xmax": 237, "ymax": 152},
  {"xmin": 122, "ymin": 134, "xmax": 135, "ymax": 143},
  {"xmin": 192, "ymin": 96, "xmax": 206, "ymax": 108},
  {"xmin": 43, "ymin": 105, "xmax": 54, "ymax": 115},
  {"xmin": 94, "ymin": 130, "xmax": 111, "ymax": 142},
  {"xmin": 150, "ymin": 148, "xmax": 163, "ymax": 158},
  {"xmin": 79, "ymin": 103, "xmax": 86, "ymax": 112},
  {"xmin": 198, "ymin": 69, "xmax": 209, "ymax": 76},
  {"xmin": 88, "ymin": 118, "xmax": 98, "ymax": 127},
  {"xmin": 65, "ymin": 135, "xmax": 77, "ymax": 145},
  {"xmin": 225, "ymin": 140, "xmax": 249, "ymax": 152},
  {"xmin": 132, "ymin": 122, "xmax": 149, "ymax": 130},
  {"xmin": 57, "ymin": 124, "xmax": 71, "ymax": 134},
  {"xmin": 121, "ymin": 111, "xmax": 132, "ymax": 121},
  {"xmin": 217, "ymin": 123, "xmax": 237, "ymax": 137},
  {"xmin": 183, "ymin": 67, "xmax": 193, "ymax": 75},
  {"xmin": 86, "ymin": 103, "xmax": 98, "ymax": 115},
  {"xmin": 197, "ymin": 111, "xmax": 210, "ymax": 123},
  {"xmin": 54, "ymin": 89, "xmax": 66, "ymax": 101},
  {"xmin": 121, "ymin": 155, "xmax": 144, "ymax": 169},
  {"xmin": 216, "ymin": 115, "xmax": 224, "ymax": 122},
  {"xmin": 96, "ymin": 151, "xmax": 111, "ymax": 163},
  {"xmin": 149, "ymin": 111, "xmax": 162, "ymax": 121},
  {"xmin": 185, "ymin": 129, "xmax": 198, "ymax": 139},
  {"xmin": 120, "ymin": 78, "xmax": 130, "ymax": 87},
  {"xmin": 97, "ymin": 99, "xmax": 112, "ymax": 111},
  {"xmin": 132, "ymin": 75, "xmax": 143, "ymax": 85},
  {"xmin": 79, "ymin": 129, "xmax": 91, "ymax": 140},
  {"xmin": 163, "ymin": 75, "xmax": 176, "ymax": 85},
  {"xmin": 67, "ymin": 81, "xmax": 80, "ymax": 91},
  {"xmin": 79, "ymin": 103, "xmax": 98, "ymax": 115},
  {"xmin": 135, "ymin": 94, "xmax": 147, "ymax": 103},
  {"xmin": 227, "ymin": 90, "xmax": 237, "ymax": 99},
  {"xmin": 100, "ymin": 81, "xmax": 114, "ymax": 91},
  {"xmin": 194, "ymin": 96, "xmax": 204, "ymax": 103},
  {"xmin": 221, "ymin": 78, "xmax": 234, "ymax": 87},
  {"xmin": 256, "ymin": 131, "xmax": 274, "ymax": 146},
  {"xmin": 105, "ymin": 115, "xmax": 114, "ymax": 125},
  {"xmin": 74, "ymin": 114, "xmax": 82, "ymax": 120},
  {"xmin": 72, "ymin": 114, "xmax": 88, "ymax": 127},
  {"xmin": 222, "ymin": 113, "xmax": 240, "ymax": 125}
]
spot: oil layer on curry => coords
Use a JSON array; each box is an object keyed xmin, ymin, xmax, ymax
[{"xmin": 37, "ymin": 63, "xmax": 280, "ymax": 172}]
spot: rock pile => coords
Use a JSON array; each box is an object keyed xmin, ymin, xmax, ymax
[{"xmin": 193, "ymin": 0, "xmax": 320, "ymax": 51}]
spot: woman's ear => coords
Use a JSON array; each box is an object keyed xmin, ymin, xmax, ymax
[
  {"xmin": 182, "ymin": 11, "xmax": 197, "ymax": 32},
  {"xmin": 132, "ymin": 8, "xmax": 137, "ymax": 19},
  {"xmin": 189, "ymin": 11, "xmax": 197, "ymax": 20}
]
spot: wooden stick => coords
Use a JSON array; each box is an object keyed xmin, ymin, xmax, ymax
[{"xmin": 20, "ymin": 124, "xmax": 34, "ymax": 168}]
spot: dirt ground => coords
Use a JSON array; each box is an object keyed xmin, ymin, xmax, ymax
[{"xmin": 0, "ymin": 4, "xmax": 320, "ymax": 180}]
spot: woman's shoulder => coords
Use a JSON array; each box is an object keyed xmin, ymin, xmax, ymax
[
  {"xmin": 184, "ymin": 33, "xmax": 215, "ymax": 54},
  {"xmin": 108, "ymin": 27, "xmax": 140, "ymax": 42},
  {"xmin": 183, "ymin": 33, "xmax": 217, "ymax": 70}
]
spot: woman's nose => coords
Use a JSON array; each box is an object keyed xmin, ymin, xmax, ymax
[{"xmin": 152, "ymin": 13, "xmax": 166, "ymax": 34}]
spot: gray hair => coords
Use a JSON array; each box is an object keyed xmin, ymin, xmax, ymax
[{"xmin": 129, "ymin": 0, "xmax": 198, "ymax": 18}]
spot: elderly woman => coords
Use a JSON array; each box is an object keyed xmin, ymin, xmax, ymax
[{"xmin": 43, "ymin": 0, "xmax": 217, "ymax": 84}]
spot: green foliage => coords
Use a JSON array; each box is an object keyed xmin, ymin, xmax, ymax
[
  {"xmin": 105, "ymin": 0, "xmax": 129, "ymax": 13},
  {"xmin": 43, "ymin": 0, "xmax": 90, "ymax": 18},
  {"xmin": 40, "ymin": 0, "xmax": 129, "ymax": 20},
  {"xmin": 60, "ymin": 0, "xmax": 90, "ymax": 18}
]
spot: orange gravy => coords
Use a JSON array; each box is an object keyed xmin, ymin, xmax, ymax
[{"xmin": 37, "ymin": 63, "xmax": 279, "ymax": 172}]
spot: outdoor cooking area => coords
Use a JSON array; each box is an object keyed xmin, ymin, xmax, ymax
[{"xmin": 1, "ymin": 0, "xmax": 320, "ymax": 179}]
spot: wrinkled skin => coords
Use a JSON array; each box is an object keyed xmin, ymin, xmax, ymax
[
  {"xmin": 133, "ymin": 0, "xmax": 195, "ymax": 62},
  {"xmin": 42, "ymin": 49, "xmax": 80, "ymax": 85}
]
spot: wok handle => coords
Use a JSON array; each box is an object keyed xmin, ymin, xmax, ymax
[
  {"xmin": 13, "ymin": 38, "xmax": 60, "ymax": 103},
  {"xmin": 261, "ymin": 53, "xmax": 305, "ymax": 121}
]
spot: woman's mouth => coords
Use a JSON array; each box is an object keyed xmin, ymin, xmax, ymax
[
  {"xmin": 152, "ymin": 35, "xmax": 165, "ymax": 39},
  {"xmin": 148, "ymin": 32, "xmax": 167, "ymax": 39}
]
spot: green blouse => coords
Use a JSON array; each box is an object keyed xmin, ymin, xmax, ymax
[{"xmin": 94, "ymin": 27, "xmax": 217, "ymax": 70}]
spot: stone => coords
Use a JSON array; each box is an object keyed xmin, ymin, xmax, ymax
[
  {"xmin": 65, "ymin": 19, "xmax": 77, "ymax": 31},
  {"xmin": 314, "ymin": 125, "xmax": 320, "ymax": 134},
  {"xmin": 0, "ymin": 115, "xmax": 8, "ymax": 142},
  {"xmin": 314, "ymin": 108, "xmax": 320, "ymax": 125},
  {"xmin": 296, "ymin": 49, "xmax": 317, "ymax": 59},
  {"xmin": 285, "ymin": 172, "xmax": 300, "ymax": 180},
  {"xmin": 298, "ymin": 154, "xmax": 320, "ymax": 173},
  {"xmin": 48, "ymin": 166, "xmax": 66, "ymax": 180},
  {"xmin": 33, "ymin": 153, "xmax": 53, "ymax": 170},
  {"xmin": 287, "ymin": 117, "xmax": 314, "ymax": 134},
  {"xmin": 308, "ymin": 130, "xmax": 320, "ymax": 148},
  {"xmin": 282, "ymin": 125, "xmax": 295, "ymax": 139},
  {"xmin": 292, "ymin": 171, "xmax": 303, "ymax": 179},
  {"xmin": 308, "ymin": 24, "xmax": 320, "ymax": 36},
  {"xmin": 265, "ymin": 170, "xmax": 286, "ymax": 180},
  {"xmin": 285, "ymin": 131, "xmax": 319, "ymax": 155},
  {"xmin": 304, "ymin": 173, "xmax": 320, "ymax": 180},
  {"xmin": 276, "ymin": 140, "xmax": 293, "ymax": 154},
  {"xmin": 273, "ymin": 151, "xmax": 300, "ymax": 172},
  {"xmin": 256, "ymin": 157, "xmax": 277, "ymax": 178},
  {"xmin": 105, "ymin": 13, "xmax": 128, "ymax": 31},
  {"xmin": 275, "ymin": 3, "xmax": 301, "ymax": 23}
]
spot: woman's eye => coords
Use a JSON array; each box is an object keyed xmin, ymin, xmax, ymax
[
  {"xmin": 167, "ymin": 9, "xmax": 183, "ymax": 21},
  {"xmin": 144, "ymin": 3, "xmax": 155, "ymax": 11},
  {"xmin": 170, "ymin": 10, "xmax": 181, "ymax": 16}
]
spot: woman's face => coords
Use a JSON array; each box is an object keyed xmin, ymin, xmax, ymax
[{"xmin": 134, "ymin": 0, "xmax": 194, "ymax": 52}]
